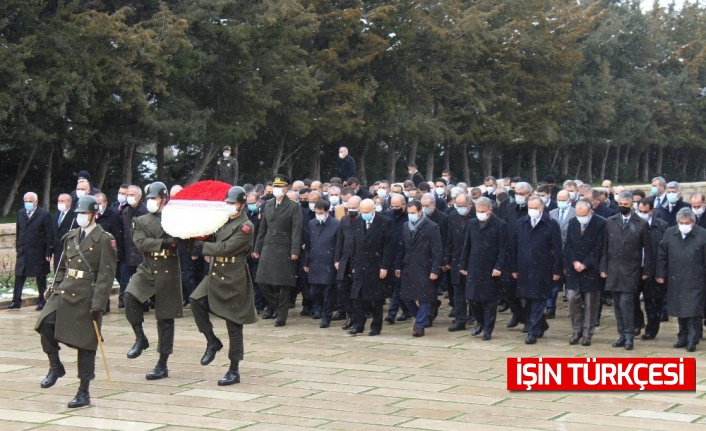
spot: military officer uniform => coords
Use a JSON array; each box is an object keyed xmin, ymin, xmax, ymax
[
  {"xmin": 215, "ymin": 145, "xmax": 239, "ymax": 185},
  {"xmin": 123, "ymin": 182, "xmax": 183, "ymax": 380},
  {"xmin": 190, "ymin": 186, "xmax": 258, "ymax": 385},
  {"xmin": 254, "ymin": 175, "xmax": 303, "ymax": 326},
  {"xmin": 35, "ymin": 196, "xmax": 117, "ymax": 408}
]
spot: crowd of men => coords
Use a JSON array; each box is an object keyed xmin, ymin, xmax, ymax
[{"xmin": 6, "ymin": 146, "xmax": 706, "ymax": 406}]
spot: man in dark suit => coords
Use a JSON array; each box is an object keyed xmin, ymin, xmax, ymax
[
  {"xmin": 563, "ymin": 199, "xmax": 606, "ymax": 346},
  {"xmin": 110, "ymin": 184, "xmax": 130, "ymax": 214},
  {"xmin": 94, "ymin": 193, "xmax": 124, "ymax": 312},
  {"xmin": 658, "ymin": 181, "xmax": 689, "ymax": 227},
  {"xmin": 53, "ymin": 194, "xmax": 76, "ymax": 272},
  {"xmin": 482, "ymin": 176, "xmax": 498, "ymax": 204},
  {"xmin": 407, "ymin": 163, "xmax": 425, "ymax": 187},
  {"xmin": 253, "ymin": 175, "xmax": 303, "ymax": 327},
  {"xmin": 421, "ymin": 192, "xmax": 448, "ymax": 325},
  {"xmin": 347, "ymin": 177, "xmax": 371, "ymax": 200},
  {"xmin": 592, "ymin": 189, "xmax": 617, "ymax": 219},
  {"xmin": 633, "ymin": 198, "xmax": 668, "ymax": 340},
  {"xmin": 383, "ymin": 194, "xmax": 413, "ymax": 323},
  {"xmin": 335, "ymin": 196, "xmax": 361, "ymax": 329},
  {"xmin": 348, "ymin": 199, "xmax": 394, "ymax": 336},
  {"xmin": 537, "ymin": 184, "xmax": 557, "ymax": 213},
  {"xmin": 460, "ymin": 197, "xmax": 508, "ymax": 340},
  {"xmin": 691, "ymin": 193, "xmax": 706, "ymax": 229},
  {"xmin": 8, "ymin": 192, "xmax": 53, "ymax": 310},
  {"xmin": 600, "ymin": 191, "xmax": 653, "ymax": 351},
  {"xmin": 120, "ymin": 185, "xmax": 148, "ymax": 308},
  {"xmin": 500, "ymin": 182, "xmax": 531, "ymax": 328},
  {"xmin": 246, "ymin": 192, "xmax": 265, "ymax": 311},
  {"xmin": 649, "ymin": 176, "xmax": 669, "ymax": 215},
  {"xmin": 304, "ymin": 200, "xmax": 340, "ymax": 327},
  {"xmin": 338, "ymin": 147, "xmax": 357, "ymax": 183},
  {"xmin": 511, "ymin": 196, "xmax": 562, "ymax": 344},
  {"xmin": 447, "ymin": 192, "xmax": 475, "ymax": 331}
]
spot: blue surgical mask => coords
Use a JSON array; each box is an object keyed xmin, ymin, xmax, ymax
[
  {"xmin": 557, "ymin": 200, "xmax": 569, "ymax": 210},
  {"xmin": 408, "ymin": 213, "xmax": 419, "ymax": 223},
  {"xmin": 651, "ymin": 186, "xmax": 659, "ymax": 195},
  {"xmin": 422, "ymin": 207, "xmax": 432, "ymax": 215},
  {"xmin": 361, "ymin": 212, "xmax": 373, "ymax": 222},
  {"xmin": 24, "ymin": 202, "xmax": 35, "ymax": 212},
  {"xmin": 455, "ymin": 205, "xmax": 468, "ymax": 216},
  {"xmin": 248, "ymin": 204, "xmax": 258, "ymax": 212}
]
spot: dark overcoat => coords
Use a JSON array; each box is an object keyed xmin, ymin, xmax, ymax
[
  {"xmin": 121, "ymin": 203, "xmax": 148, "ymax": 267},
  {"xmin": 304, "ymin": 216, "xmax": 340, "ymax": 285},
  {"xmin": 460, "ymin": 214, "xmax": 508, "ymax": 302},
  {"xmin": 53, "ymin": 209, "xmax": 76, "ymax": 269},
  {"xmin": 511, "ymin": 213, "xmax": 562, "ymax": 299},
  {"xmin": 656, "ymin": 225, "xmax": 706, "ymax": 318},
  {"xmin": 215, "ymin": 155, "xmax": 238, "ymax": 185},
  {"xmin": 563, "ymin": 214, "xmax": 606, "ymax": 292},
  {"xmin": 254, "ymin": 197, "xmax": 303, "ymax": 287},
  {"xmin": 334, "ymin": 214, "xmax": 357, "ymax": 280},
  {"xmin": 396, "ymin": 218, "xmax": 442, "ymax": 302},
  {"xmin": 445, "ymin": 211, "xmax": 473, "ymax": 286},
  {"xmin": 15, "ymin": 207, "xmax": 53, "ymax": 277},
  {"xmin": 350, "ymin": 214, "xmax": 394, "ymax": 300},
  {"xmin": 599, "ymin": 213, "xmax": 653, "ymax": 293},
  {"xmin": 96, "ymin": 207, "xmax": 124, "ymax": 261}
]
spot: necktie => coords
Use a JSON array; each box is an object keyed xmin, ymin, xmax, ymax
[
  {"xmin": 366, "ymin": 221, "xmax": 371, "ymax": 230},
  {"xmin": 559, "ymin": 210, "xmax": 564, "ymax": 225},
  {"xmin": 656, "ymin": 197, "xmax": 661, "ymax": 208},
  {"xmin": 581, "ymin": 223, "xmax": 586, "ymax": 233},
  {"xmin": 623, "ymin": 218, "xmax": 629, "ymax": 228},
  {"xmin": 531, "ymin": 219, "xmax": 537, "ymax": 228},
  {"xmin": 80, "ymin": 230, "xmax": 86, "ymax": 242},
  {"xmin": 58, "ymin": 212, "xmax": 64, "ymax": 226}
]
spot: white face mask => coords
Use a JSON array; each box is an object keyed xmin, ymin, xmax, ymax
[
  {"xmin": 476, "ymin": 211, "xmax": 489, "ymax": 222},
  {"xmin": 338, "ymin": 152, "xmax": 345, "ymax": 159},
  {"xmin": 576, "ymin": 215, "xmax": 590, "ymax": 225},
  {"xmin": 377, "ymin": 189, "xmax": 387, "ymax": 198},
  {"xmin": 435, "ymin": 187, "xmax": 445, "ymax": 195},
  {"xmin": 57, "ymin": 203, "xmax": 68, "ymax": 213},
  {"xmin": 375, "ymin": 204, "xmax": 383, "ymax": 213},
  {"xmin": 98, "ymin": 204, "xmax": 106, "ymax": 213},
  {"xmin": 309, "ymin": 202, "xmax": 316, "ymax": 211},
  {"xmin": 127, "ymin": 196, "xmax": 137, "ymax": 206},
  {"xmin": 692, "ymin": 206, "xmax": 705, "ymax": 216},
  {"xmin": 329, "ymin": 196, "xmax": 340, "ymax": 205},
  {"xmin": 637, "ymin": 212, "xmax": 650, "ymax": 221},
  {"xmin": 76, "ymin": 190, "xmax": 86, "ymax": 199},
  {"xmin": 225, "ymin": 204, "xmax": 237, "ymax": 216},
  {"xmin": 316, "ymin": 213, "xmax": 327, "ymax": 222},
  {"xmin": 667, "ymin": 192, "xmax": 679, "ymax": 204},
  {"xmin": 146, "ymin": 199, "xmax": 160, "ymax": 213},
  {"xmin": 272, "ymin": 187, "xmax": 284, "ymax": 198},
  {"xmin": 515, "ymin": 195, "xmax": 526, "ymax": 205},
  {"xmin": 557, "ymin": 200, "xmax": 569, "ymax": 210},
  {"xmin": 528, "ymin": 209, "xmax": 541, "ymax": 220},
  {"xmin": 540, "ymin": 196, "xmax": 550, "ymax": 205},
  {"xmin": 223, "ymin": 151, "xmax": 231, "ymax": 158},
  {"xmin": 568, "ymin": 191, "xmax": 577, "ymax": 200},
  {"xmin": 117, "ymin": 194, "xmax": 127, "ymax": 204},
  {"xmin": 679, "ymin": 224, "xmax": 693, "ymax": 235},
  {"xmin": 486, "ymin": 186, "xmax": 495, "ymax": 194},
  {"xmin": 403, "ymin": 191, "xmax": 410, "ymax": 198},
  {"xmin": 76, "ymin": 213, "xmax": 91, "ymax": 228}
]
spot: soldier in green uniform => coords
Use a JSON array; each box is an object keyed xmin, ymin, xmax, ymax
[
  {"xmin": 190, "ymin": 186, "xmax": 258, "ymax": 385},
  {"xmin": 215, "ymin": 145, "xmax": 239, "ymax": 185},
  {"xmin": 252, "ymin": 175, "xmax": 303, "ymax": 326},
  {"xmin": 35, "ymin": 196, "xmax": 117, "ymax": 408},
  {"xmin": 123, "ymin": 182, "xmax": 183, "ymax": 380}
]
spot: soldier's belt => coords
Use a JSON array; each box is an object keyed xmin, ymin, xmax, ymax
[
  {"xmin": 150, "ymin": 249, "xmax": 174, "ymax": 257},
  {"xmin": 66, "ymin": 268, "xmax": 93, "ymax": 280},
  {"xmin": 214, "ymin": 257, "xmax": 237, "ymax": 263},
  {"xmin": 270, "ymin": 230, "xmax": 287, "ymax": 236}
]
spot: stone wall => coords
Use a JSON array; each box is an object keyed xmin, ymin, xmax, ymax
[{"xmin": 0, "ymin": 223, "xmax": 16, "ymax": 275}]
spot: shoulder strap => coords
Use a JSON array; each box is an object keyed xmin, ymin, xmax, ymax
[{"xmin": 72, "ymin": 235, "xmax": 94, "ymax": 274}]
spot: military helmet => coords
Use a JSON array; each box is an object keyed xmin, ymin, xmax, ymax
[
  {"xmin": 75, "ymin": 195, "xmax": 98, "ymax": 213},
  {"xmin": 145, "ymin": 181, "xmax": 169, "ymax": 199},
  {"xmin": 225, "ymin": 186, "xmax": 247, "ymax": 204}
]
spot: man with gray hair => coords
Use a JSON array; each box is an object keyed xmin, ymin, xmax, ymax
[
  {"xmin": 659, "ymin": 181, "xmax": 688, "ymax": 227},
  {"xmin": 7, "ymin": 192, "xmax": 53, "ymax": 309},
  {"xmin": 650, "ymin": 176, "xmax": 668, "ymax": 211},
  {"xmin": 600, "ymin": 190, "xmax": 653, "ymax": 350},
  {"xmin": 656, "ymin": 208, "xmax": 706, "ymax": 352},
  {"xmin": 119, "ymin": 185, "xmax": 148, "ymax": 308}
]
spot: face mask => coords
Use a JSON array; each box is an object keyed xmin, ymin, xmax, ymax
[
  {"xmin": 300, "ymin": 200, "xmax": 308, "ymax": 208},
  {"xmin": 392, "ymin": 208, "xmax": 404, "ymax": 216},
  {"xmin": 435, "ymin": 187, "xmax": 445, "ymax": 195},
  {"xmin": 329, "ymin": 196, "xmax": 340, "ymax": 205},
  {"xmin": 486, "ymin": 186, "xmax": 495, "ymax": 194},
  {"xmin": 272, "ymin": 187, "xmax": 283, "ymax": 198},
  {"xmin": 146, "ymin": 199, "xmax": 160, "ymax": 213},
  {"xmin": 247, "ymin": 204, "xmax": 258, "ymax": 212},
  {"xmin": 476, "ymin": 211, "xmax": 488, "ymax": 222},
  {"xmin": 377, "ymin": 189, "xmax": 387, "ymax": 198},
  {"xmin": 316, "ymin": 213, "xmax": 327, "ymax": 222},
  {"xmin": 361, "ymin": 212, "xmax": 373, "ymax": 222},
  {"xmin": 613, "ymin": 194, "xmax": 621, "ymax": 203},
  {"xmin": 633, "ymin": 202, "xmax": 639, "ymax": 211},
  {"xmin": 443, "ymin": 177, "xmax": 450, "ymax": 183},
  {"xmin": 98, "ymin": 204, "xmax": 106, "ymax": 213},
  {"xmin": 24, "ymin": 202, "xmax": 35, "ymax": 212},
  {"xmin": 679, "ymin": 224, "xmax": 693, "ymax": 235},
  {"xmin": 343, "ymin": 201, "xmax": 349, "ymax": 209},
  {"xmin": 637, "ymin": 212, "xmax": 650, "ymax": 221},
  {"xmin": 117, "ymin": 194, "xmax": 127, "ymax": 204},
  {"xmin": 568, "ymin": 191, "xmax": 576, "ymax": 200},
  {"xmin": 408, "ymin": 171, "xmax": 414, "ymax": 176},
  {"xmin": 403, "ymin": 191, "xmax": 410, "ymax": 198},
  {"xmin": 666, "ymin": 192, "xmax": 678, "ymax": 204},
  {"xmin": 225, "ymin": 204, "xmax": 238, "ymax": 216},
  {"xmin": 57, "ymin": 203, "xmax": 68, "ymax": 213},
  {"xmin": 528, "ymin": 209, "xmax": 541, "ymax": 220},
  {"xmin": 471, "ymin": 198, "xmax": 479, "ymax": 204},
  {"xmin": 618, "ymin": 206, "xmax": 631, "ymax": 216},
  {"xmin": 223, "ymin": 151, "xmax": 231, "ymax": 158},
  {"xmin": 515, "ymin": 195, "xmax": 526, "ymax": 205},
  {"xmin": 375, "ymin": 205, "xmax": 383, "ymax": 213},
  {"xmin": 455, "ymin": 205, "xmax": 468, "ymax": 216},
  {"xmin": 450, "ymin": 190, "xmax": 459, "ymax": 199},
  {"xmin": 76, "ymin": 190, "xmax": 86, "ymax": 199},
  {"xmin": 540, "ymin": 196, "xmax": 550, "ymax": 205},
  {"xmin": 301, "ymin": 202, "xmax": 311, "ymax": 212},
  {"xmin": 576, "ymin": 215, "xmax": 590, "ymax": 225},
  {"xmin": 422, "ymin": 207, "xmax": 432, "ymax": 215},
  {"xmin": 76, "ymin": 213, "xmax": 91, "ymax": 228},
  {"xmin": 651, "ymin": 186, "xmax": 659, "ymax": 195},
  {"xmin": 323, "ymin": 191, "xmax": 328, "ymax": 196},
  {"xmin": 348, "ymin": 210, "xmax": 359, "ymax": 217},
  {"xmin": 692, "ymin": 206, "xmax": 705, "ymax": 216},
  {"xmin": 339, "ymin": 152, "xmax": 345, "ymax": 159},
  {"xmin": 407, "ymin": 213, "xmax": 419, "ymax": 223},
  {"xmin": 127, "ymin": 196, "xmax": 137, "ymax": 206},
  {"xmin": 557, "ymin": 200, "xmax": 569, "ymax": 210}
]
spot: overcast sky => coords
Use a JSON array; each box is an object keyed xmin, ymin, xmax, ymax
[{"xmin": 641, "ymin": 0, "xmax": 699, "ymax": 10}]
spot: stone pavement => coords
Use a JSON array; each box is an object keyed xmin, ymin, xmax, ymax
[{"xmin": 0, "ymin": 296, "xmax": 704, "ymax": 431}]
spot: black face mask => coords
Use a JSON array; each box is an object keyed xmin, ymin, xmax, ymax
[
  {"xmin": 618, "ymin": 206, "xmax": 631, "ymax": 216},
  {"xmin": 348, "ymin": 210, "xmax": 359, "ymax": 218},
  {"xmin": 392, "ymin": 208, "xmax": 405, "ymax": 216},
  {"xmin": 300, "ymin": 200, "xmax": 309, "ymax": 208}
]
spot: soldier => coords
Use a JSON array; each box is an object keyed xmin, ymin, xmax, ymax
[
  {"xmin": 123, "ymin": 182, "xmax": 183, "ymax": 380},
  {"xmin": 190, "ymin": 186, "xmax": 258, "ymax": 385},
  {"xmin": 35, "ymin": 196, "xmax": 117, "ymax": 408},
  {"xmin": 252, "ymin": 175, "xmax": 303, "ymax": 327},
  {"xmin": 215, "ymin": 145, "xmax": 239, "ymax": 185}
]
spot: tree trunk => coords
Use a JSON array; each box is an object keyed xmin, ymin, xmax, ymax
[
  {"xmin": 358, "ymin": 141, "xmax": 369, "ymax": 185},
  {"xmin": 498, "ymin": 152, "xmax": 503, "ymax": 179},
  {"xmin": 574, "ymin": 158, "xmax": 583, "ymax": 180},
  {"xmin": 530, "ymin": 147, "xmax": 537, "ymax": 185},
  {"xmin": 443, "ymin": 141, "xmax": 450, "ymax": 172},
  {"xmin": 585, "ymin": 143, "xmax": 593, "ymax": 184},
  {"xmin": 96, "ymin": 148, "xmax": 111, "ymax": 191},
  {"xmin": 156, "ymin": 141, "xmax": 165, "ymax": 181},
  {"xmin": 426, "ymin": 147, "xmax": 435, "ymax": 181},
  {"xmin": 612, "ymin": 145, "xmax": 620, "ymax": 182},
  {"xmin": 286, "ymin": 154, "xmax": 294, "ymax": 179},
  {"xmin": 641, "ymin": 145, "xmax": 649, "ymax": 183},
  {"xmin": 561, "ymin": 148, "xmax": 569, "ymax": 177},
  {"xmin": 122, "ymin": 143, "xmax": 136, "ymax": 184},
  {"xmin": 386, "ymin": 140, "xmax": 399, "ymax": 183},
  {"xmin": 516, "ymin": 150, "xmax": 522, "ymax": 177},
  {"xmin": 309, "ymin": 143, "xmax": 320, "ymax": 180},
  {"xmin": 186, "ymin": 142, "xmax": 219, "ymax": 185},
  {"xmin": 2, "ymin": 142, "xmax": 39, "ymax": 217},
  {"xmin": 271, "ymin": 134, "xmax": 286, "ymax": 176},
  {"xmin": 481, "ymin": 143, "xmax": 493, "ymax": 179},
  {"xmin": 655, "ymin": 145, "xmax": 663, "ymax": 175},
  {"xmin": 598, "ymin": 144, "xmax": 609, "ymax": 181},
  {"xmin": 462, "ymin": 142, "xmax": 470, "ymax": 184},
  {"xmin": 41, "ymin": 142, "xmax": 55, "ymax": 211},
  {"xmin": 681, "ymin": 153, "xmax": 688, "ymax": 178},
  {"xmin": 408, "ymin": 137, "xmax": 418, "ymax": 168},
  {"xmin": 549, "ymin": 147, "xmax": 560, "ymax": 174}
]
